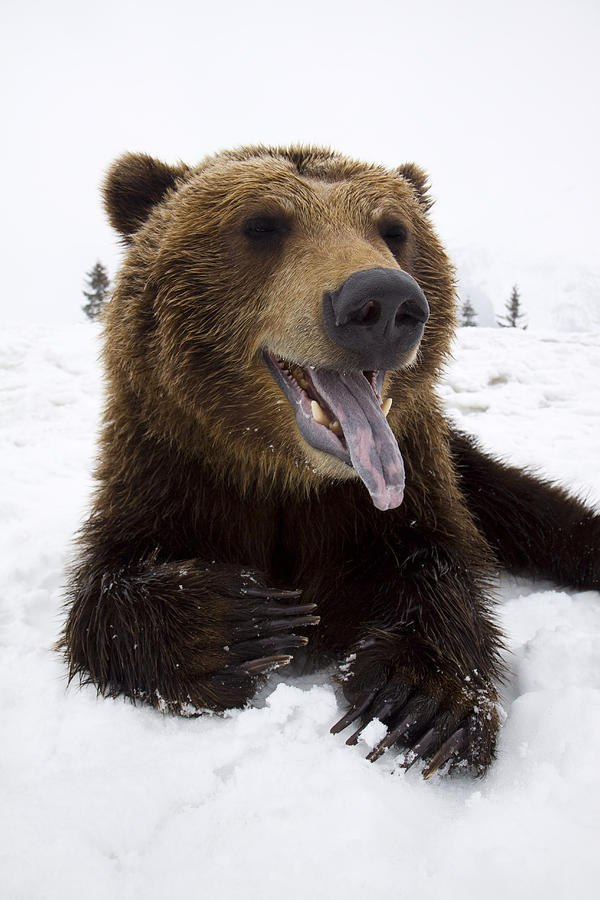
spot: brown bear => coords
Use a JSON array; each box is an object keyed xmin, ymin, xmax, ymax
[{"xmin": 62, "ymin": 145, "xmax": 600, "ymax": 777}]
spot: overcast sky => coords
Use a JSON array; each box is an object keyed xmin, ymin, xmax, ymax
[{"xmin": 1, "ymin": 0, "xmax": 598, "ymax": 323}]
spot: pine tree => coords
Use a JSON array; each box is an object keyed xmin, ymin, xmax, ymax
[
  {"xmin": 82, "ymin": 262, "xmax": 110, "ymax": 320},
  {"xmin": 497, "ymin": 284, "xmax": 527, "ymax": 329},
  {"xmin": 460, "ymin": 296, "xmax": 478, "ymax": 327}
]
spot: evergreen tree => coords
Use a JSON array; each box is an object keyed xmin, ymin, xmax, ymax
[
  {"xmin": 460, "ymin": 296, "xmax": 478, "ymax": 327},
  {"xmin": 82, "ymin": 262, "xmax": 110, "ymax": 320},
  {"xmin": 497, "ymin": 284, "xmax": 527, "ymax": 329}
]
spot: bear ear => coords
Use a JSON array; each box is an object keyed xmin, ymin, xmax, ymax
[
  {"xmin": 397, "ymin": 163, "xmax": 434, "ymax": 212},
  {"xmin": 103, "ymin": 152, "xmax": 190, "ymax": 240}
]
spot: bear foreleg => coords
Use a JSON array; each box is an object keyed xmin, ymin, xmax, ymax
[
  {"xmin": 330, "ymin": 542, "xmax": 503, "ymax": 777},
  {"xmin": 450, "ymin": 429, "xmax": 600, "ymax": 590},
  {"xmin": 62, "ymin": 558, "xmax": 318, "ymax": 713}
]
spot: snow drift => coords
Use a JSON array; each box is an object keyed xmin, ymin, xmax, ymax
[{"xmin": 1, "ymin": 323, "xmax": 600, "ymax": 900}]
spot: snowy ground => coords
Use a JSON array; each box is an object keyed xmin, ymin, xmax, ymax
[{"xmin": 2, "ymin": 323, "xmax": 600, "ymax": 900}]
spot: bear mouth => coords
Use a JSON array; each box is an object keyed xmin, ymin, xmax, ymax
[{"xmin": 263, "ymin": 350, "xmax": 405, "ymax": 511}]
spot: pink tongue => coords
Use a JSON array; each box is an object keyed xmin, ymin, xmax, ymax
[{"xmin": 309, "ymin": 370, "xmax": 405, "ymax": 510}]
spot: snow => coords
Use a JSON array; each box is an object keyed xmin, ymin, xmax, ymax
[{"xmin": 1, "ymin": 322, "xmax": 600, "ymax": 899}]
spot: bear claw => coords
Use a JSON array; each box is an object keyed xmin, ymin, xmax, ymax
[
  {"xmin": 237, "ymin": 654, "xmax": 294, "ymax": 674},
  {"xmin": 232, "ymin": 635, "xmax": 310, "ymax": 658},
  {"xmin": 261, "ymin": 603, "xmax": 318, "ymax": 617},
  {"xmin": 365, "ymin": 711, "xmax": 421, "ymax": 762},
  {"xmin": 330, "ymin": 689, "xmax": 379, "ymax": 735},
  {"xmin": 232, "ymin": 612, "xmax": 320, "ymax": 640},
  {"xmin": 422, "ymin": 726, "xmax": 468, "ymax": 778},
  {"xmin": 398, "ymin": 726, "xmax": 439, "ymax": 768},
  {"xmin": 241, "ymin": 587, "xmax": 303, "ymax": 600}
]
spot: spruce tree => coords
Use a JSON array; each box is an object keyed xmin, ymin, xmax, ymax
[
  {"xmin": 83, "ymin": 262, "xmax": 110, "ymax": 321},
  {"xmin": 460, "ymin": 297, "xmax": 478, "ymax": 327},
  {"xmin": 497, "ymin": 284, "xmax": 527, "ymax": 329}
]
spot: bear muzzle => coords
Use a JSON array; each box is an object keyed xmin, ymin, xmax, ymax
[{"xmin": 263, "ymin": 352, "xmax": 405, "ymax": 511}]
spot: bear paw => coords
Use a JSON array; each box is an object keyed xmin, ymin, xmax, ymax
[
  {"xmin": 194, "ymin": 574, "xmax": 319, "ymax": 711},
  {"xmin": 331, "ymin": 643, "xmax": 500, "ymax": 777},
  {"xmin": 225, "ymin": 579, "xmax": 319, "ymax": 673}
]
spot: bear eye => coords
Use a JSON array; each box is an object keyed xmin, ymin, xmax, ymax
[
  {"xmin": 379, "ymin": 220, "xmax": 409, "ymax": 248},
  {"xmin": 242, "ymin": 214, "xmax": 289, "ymax": 243}
]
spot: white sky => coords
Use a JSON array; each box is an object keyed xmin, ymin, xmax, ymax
[{"xmin": 1, "ymin": 0, "xmax": 599, "ymax": 323}]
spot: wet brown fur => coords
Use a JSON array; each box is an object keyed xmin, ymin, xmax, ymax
[{"xmin": 61, "ymin": 145, "xmax": 600, "ymax": 774}]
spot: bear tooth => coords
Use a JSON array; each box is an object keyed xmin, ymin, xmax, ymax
[
  {"xmin": 381, "ymin": 397, "xmax": 392, "ymax": 418},
  {"xmin": 329, "ymin": 420, "xmax": 342, "ymax": 436},
  {"xmin": 311, "ymin": 400, "xmax": 331, "ymax": 427},
  {"xmin": 289, "ymin": 363, "xmax": 309, "ymax": 390}
]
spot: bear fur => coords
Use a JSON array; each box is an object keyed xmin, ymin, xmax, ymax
[{"xmin": 62, "ymin": 145, "xmax": 600, "ymax": 776}]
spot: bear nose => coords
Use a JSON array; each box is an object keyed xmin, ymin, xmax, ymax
[{"xmin": 322, "ymin": 268, "xmax": 430, "ymax": 370}]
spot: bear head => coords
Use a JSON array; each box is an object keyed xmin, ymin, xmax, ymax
[{"xmin": 102, "ymin": 146, "xmax": 456, "ymax": 510}]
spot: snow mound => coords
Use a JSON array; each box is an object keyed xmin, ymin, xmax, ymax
[{"xmin": 1, "ymin": 323, "xmax": 599, "ymax": 899}]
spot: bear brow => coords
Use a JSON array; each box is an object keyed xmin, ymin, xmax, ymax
[
  {"xmin": 241, "ymin": 182, "xmax": 406, "ymax": 231},
  {"xmin": 308, "ymin": 179, "xmax": 409, "ymax": 221},
  {"xmin": 232, "ymin": 174, "xmax": 332, "ymax": 220}
]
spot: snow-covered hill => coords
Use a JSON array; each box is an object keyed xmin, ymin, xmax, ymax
[
  {"xmin": 1, "ymin": 323, "xmax": 600, "ymax": 900},
  {"xmin": 452, "ymin": 243, "xmax": 600, "ymax": 332}
]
